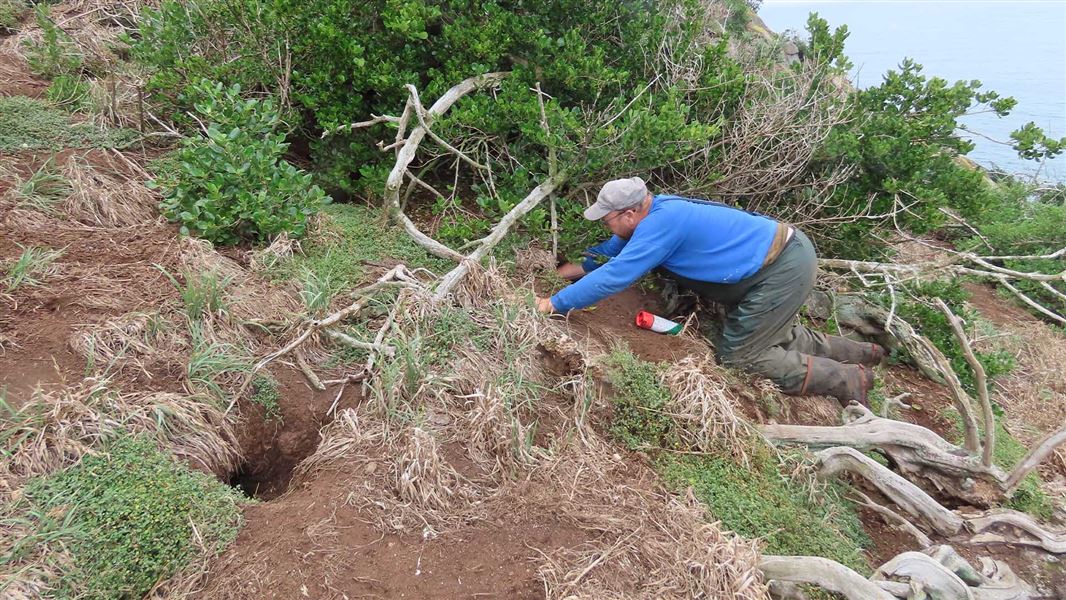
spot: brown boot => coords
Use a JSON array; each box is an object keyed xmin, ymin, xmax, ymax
[
  {"xmin": 826, "ymin": 336, "xmax": 887, "ymax": 366},
  {"xmin": 799, "ymin": 356, "xmax": 874, "ymax": 407}
]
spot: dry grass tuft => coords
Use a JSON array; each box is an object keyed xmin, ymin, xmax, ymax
[
  {"xmin": 663, "ymin": 355, "xmax": 753, "ymax": 463},
  {"xmin": 513, "ymin": 245, "xmax": 555, "ymax": 277},
  {"xmin": 0, "ymin": 380, "xmax": 241, "ymax": 496},
  {"xmin": 248, "ymin": 233, "xmax": 299, "ymax": 272},
  {"xmin": 460, "ymin": 387, "xmax": 538, "ymax": 471},
  {"xmin": 393, "ymin": 426, "xmax": 473, "ymax": 513},
  {"xmin": 68, "ymin": 310, "xmax": 185, "ymax": 371},
  {"xmin": 292, "ymin": 407, "xmax": 488, "ymax": 533},
  {"xmin": 63, "ymin": 158, "xmax": 157, "ymax": 227},
  {"xmin": 977, "ymin": 321, "xmax": 1066, "ymax": 474},
  {"xmin": 528, "ymin": 435, "xmax": 767, "ymax": 600},
  {"xmin": 449, "ymin": 260, "xmax": 512, "ymax": 308},
  {"xmin": 178, "ymin": 237, "xmax": 300, "ymax": 326}
]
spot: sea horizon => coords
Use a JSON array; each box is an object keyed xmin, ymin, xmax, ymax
[{"xmin": 759, "ymin": 0, "xmax": 1066, "ymax": 184}]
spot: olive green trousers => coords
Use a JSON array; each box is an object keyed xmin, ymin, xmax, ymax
[{"xmin": 666, "ymin": 229, "xmax": 833, "ymax": 393}]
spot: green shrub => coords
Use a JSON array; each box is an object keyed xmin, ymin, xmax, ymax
[
  {"xmin": 22, "ymin": 435, "xmax": 244, "ymax": 599},
  {"xmin": 24, "ymin": 4, "xmax": 83, "ymax": 78},
  {"xmin": 153, "ymin": 80, "xmax": 328, "ymax": 245},
  {"xmin": 0, "ymin": 0, "xmax": 28, "ymax": 32},
  {"xmin": 0, "ymin": 96, "xmax": 137, "ymax": 151}
]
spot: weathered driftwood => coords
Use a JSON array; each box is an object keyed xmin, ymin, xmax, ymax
[
  {"xmin": 763, "ymin": 406, "xmax": 1004, "ymax": 504},
  {"xmin": 875, "ymin": 551, "xmax": 976, "ymax": 600},
  {"xmin": 967, "ymin": 509, "xmax": 1066, "ymax": 554},
  {"xmin": 765, "ymin": 544, "xmax": 1036, "ymax": 600},
  {"xmin": 382, "ymin": 72, "xmax": 510, "ymax": 262},
  {"xmin": 833, "ymin": 294, "xmax": 982, "ymax": 453},
  {"xmin": 816, "ymin": 447, "xmax": 964, "ymax": 537},
  {"xmin": 434, "ymin": 170, "xmax": 568, "ymax": 299},
  {"xmin": 760, "ymin": 555, "xmax": 896, "ymax": 600},
  {"xmin": 936, "ymin": 298, "xmax": 995, "ymax": 467}
]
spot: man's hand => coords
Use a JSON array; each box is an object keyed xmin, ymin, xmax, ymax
[{"xmin": 535, "ymin": 296, "xmax": 555, "ymax": 314}]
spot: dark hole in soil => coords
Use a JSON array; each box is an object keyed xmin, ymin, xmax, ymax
[{"xmin": 226, "ymin": 440, "xmax": 312, "ymax": 501}]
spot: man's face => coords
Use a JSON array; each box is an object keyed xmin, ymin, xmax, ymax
[{"xmin": 602, "ymin": 207, "xmax": 639, "ymax": 239}]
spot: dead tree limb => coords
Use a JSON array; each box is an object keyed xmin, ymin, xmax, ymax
[
  {"xmin": 434, "ymin": 170, "xmax": 568, "ymax": 299},
  {"xmin": 816, "ymin": 447, "xmax": 964, "ymax": 537},
  {"xmin": 936, "ymin": 299, "xmax": 995, "ymax": 467},
  {"xmin": 227, "ymin": 265, "xmax": 421, "ymax": 413},
  {"xmin": 1003, "ymin": 424, "xmax": 1066, "ymax": 492},
  {"xmin": 760, "ymin": 555, "xmax": 896, "ymax": 600},
  {"xmin": 762, "ymin": 406, "xmax": 1003, "ymax": 504},
  {"xmin": 851, "ymin": 490, "xmax": 934, "ymax": 548},
  {"xmin": 967, "ymin": 509, "xmax": 1066, "ymax": 554},
  {"xmin": 874, "ymin": 552, "xmax": 975, "ymax": 600},
  {"xmin": 833, "ymin": 295, "xmax": 982, "ymax": 453},
  {"xmin": 383, "ymin": 72, "xmax": 509, "ymax": 262}
]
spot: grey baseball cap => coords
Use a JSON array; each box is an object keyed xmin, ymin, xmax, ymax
[{"xmin": 583, "ymin": 177, "xmax": 649, "ymax": 220}]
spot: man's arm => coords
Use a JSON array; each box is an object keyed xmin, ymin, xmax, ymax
[{"xmin": 549, "ymin": 215, "xmax": 681, "ymax": 313}]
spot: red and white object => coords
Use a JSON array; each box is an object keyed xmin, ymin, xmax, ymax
[{"xmin": 635, "ymin": 310, "xmax": 682, "ymax": 335}]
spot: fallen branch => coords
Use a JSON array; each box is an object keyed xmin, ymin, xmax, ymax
[
  {"xmin": 434, "ymin": 170, "xmax": 568, "ymax": 299},
  {"xmin": 967, "ymin": 509, "xmax": 1066, "ymax": 554},
  {"xmin": 294, "ymin": 349, "xmax": 325, "ymax": 391},
  {"xmin": 816, "ymin": 446, "xmax": 964, "ymax": 537},
  {"xmin": 935, "ymin": 299, "xmax": 995, "ymax": 467},
  {"xmin": 762, "ymin": 406, "xmax": 1003, "ymax": 504},
  {"xmin": 833, "ymin": 295, "xmax": 982, "ymax": 453},
  {"xmin": 760, "ymin": 555, "xmax": 896, "ymax": 600},
  {"xmin": 383, "ymin": 72, "xmax": 509, "ymax": 262},
  {"xmin": 851, "ymin": 490, "xmax": 933, "ymax": 548},
  {"xmin": 1003, "ymin": 424, "xmax": 1066, "ymax": 492},
  {"xmin": 227, "ymin": 265, "xmax": 420, "ymax": 413}
]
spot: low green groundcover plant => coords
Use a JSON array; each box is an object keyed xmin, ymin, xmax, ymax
[
  {"xmin": 605, "ymin": 348, "xmax": 870, "ymax": 571},
  {"xmin": 23, "ymin": 435, "xmax": 244, "ymax": 598},
  {"xmin": 153, "ymin": 79, "xmax": 327, "ymax": 245},
  {"xmin": 0, "ymin": 96, "xmax": 137, "ymax": 152}
]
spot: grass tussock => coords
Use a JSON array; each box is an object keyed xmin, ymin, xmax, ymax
[
  {"xmin": 178, "ymin": 237, "xmax": 300, "ymax": 327},
  {"xmin": 3, "ymin": 158, "xmax": 72, "ymax": 217},
  {"xmin": 1, "ymin": 245, "xmax": 63, "ymax": 293},
  {"xmin": 662, "ymin": 355, "xmax": 753, "ymax": 464},
  {"xmin": 0, "ymin": 379, "xmax": 242, "ymax": 494},
  {"xmin": 64, "ymin": 158, "xmax": 157, "ymax": 227},
  {"xmin": 68, "ymin": 310, "xmax": 184, "ymax": 373}
]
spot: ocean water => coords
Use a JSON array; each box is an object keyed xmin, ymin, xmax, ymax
[{"xmin": 758, "ymin": 0, "xmax": 1066, "ymax": 182}]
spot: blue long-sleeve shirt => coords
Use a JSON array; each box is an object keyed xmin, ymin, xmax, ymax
[{"xmin": 550, "ymin": 195, "xmax": 779, "ymax": 313}]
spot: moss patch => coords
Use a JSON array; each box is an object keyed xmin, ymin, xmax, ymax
[
  {"xmin": 659, "ymin": 450, "xmax": 870, "ymax": 573},
  {"xmin": 21, "ymin": 435, "xmax": 244, "ymax": 598},
  {"xmin": 0, "ymin": 96, "xmax": 138, "ymax": 152}
]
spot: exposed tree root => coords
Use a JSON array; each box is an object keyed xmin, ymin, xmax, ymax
[
  {"xmin": 765, "ymin": 544, "xmax": 1036, "ymax": 600},
  {"xmin": 762, "ymin": 406, "xmax": 1005, "ymax": 505}
]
